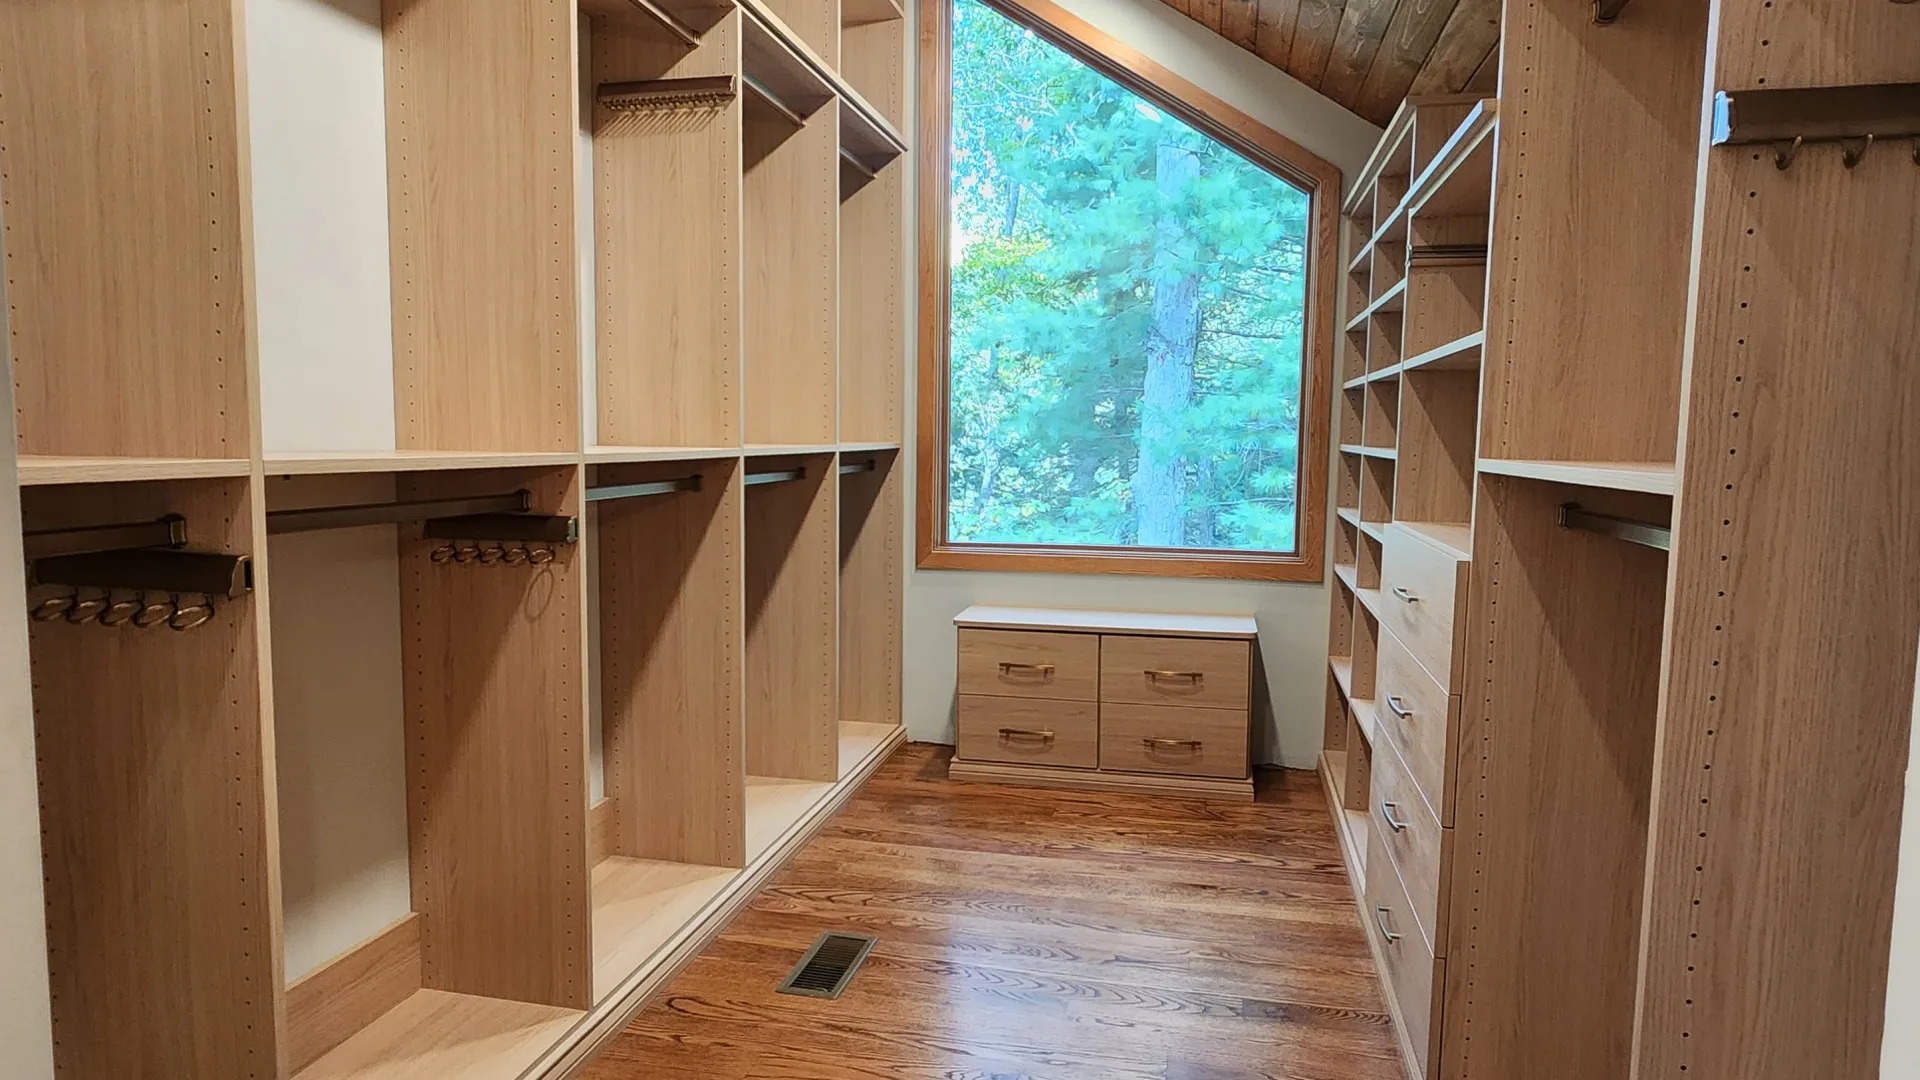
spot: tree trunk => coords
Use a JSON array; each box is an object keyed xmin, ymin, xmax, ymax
[{"xmin": 1133, "ymin": 142, "xmax": 1201, "ymax": 547}]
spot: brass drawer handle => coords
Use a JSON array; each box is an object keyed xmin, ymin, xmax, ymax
[
  {"xmin": 998, "ymin": 661, "xmax": 1056, "ymax": 676},
  {"xmin": 1374, "ymin": 905, "xmax": 1402, "ymax": 944},
  {"xmin": 1144, "ymin": 669, "xmax": 1203, "ymax": 682},
  {"xmin": 1391, "ymin": 585, "xmax": 1420, "ymax": 603},
  {"xmin": 1386, "ymin": 695, "xmax": 1414, "ymax": 719},
  {"xmin": 998, "ymin": 727, "xmax": 1055, "ymax": 743},
  {"xmin": 1142, "ymin": 737, "xmax": 1203, "ymax": 751},
  {"xmin": 1380, "ymin": 799, "xmax": 1410, "ymax": 833}
]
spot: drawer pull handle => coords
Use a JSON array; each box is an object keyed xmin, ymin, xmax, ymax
[
  {"xmin": 1144, "ymin": 669, "xmax": 1204, "ymax": 682},
  {"xmin": 1391, "ymin": 586, "xmax": 1420, "ymax": 603},
  {"xmin": 1386, "ymin": 695, "xmax": 1414, "ymax": 719},
  {"xmin": 998, "ymin": 727, "xmax": 1055, "ymax": 743},
  {"xmin": 998, "ymin": 662, "xmax": 1056, "ymax": 676},
  {"xmin": 1380, "ymin": 800, "xmax": 1411, "ymax": 833},
  {"xmin": 1374, "ymin": 905, "xmax": 1403, "ymax": 944},
  {"xmin": 1142, "ymin": 737, "xmax": 1203, "ymax": 752}
]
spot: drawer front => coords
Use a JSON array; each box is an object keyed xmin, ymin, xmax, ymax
[
  {"xmin": 1098, "ymin": 702, "xmax": 1249, "ymax": 779},
  {"xmin": 1380, "ymin": 526, "xmax": 1468, "ymax": 691},
  {"xmin": 1366, "ymin": 827, "xmax": 1444, "ymax": 1078},
  {"xmin": 1369, "ymin": 733, "xmax": 1447, "ymax": 953},
  {"xmin": 957, "ymin": 629, "xmax": 1099, "ymax": 701},
  {"xmin": 1099, "ymin": 635, "xmax": 1251, "ymax": 710},
  {"xmin": 1376, "ymin": 625, "xmax": 1458, "ymax": 826},
  {"xmin": 956, "ymin": 695, "xmax": 1099, "ymax": 768}
]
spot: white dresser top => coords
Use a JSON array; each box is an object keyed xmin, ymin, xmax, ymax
[{"xmin": 953, "ymin": 604, "xmax": 1259, "ymax": 640}]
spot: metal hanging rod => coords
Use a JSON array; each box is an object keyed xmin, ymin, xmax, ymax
[
  {"xmin": 744, "ymin": 467, "xmax": 806, "ymax": 487},
  {"xmin": 586, "ymin": 476, "xmax": 702, "ymax": 503},
  {"xmin": 1558, "ymin": 504, "xmax": 1671, "ymax": 552},
  {"xmin": 742, "ymin": 73, "xmax": 806, "ymax": 128},
  {"xmin": 838, "ymin": 460, "xmax": 877, "ymax": 477},
  {"xmin": 598, "ymin": 74, "xmax": 736, "ymax": 112},
  {"xmin": 267, "ymin": 492, "xmax": 531, "ymax": 535},
  {"xmin": 839, "ymin": 146, "xmax": 879, "ymax": 181},
  {"xmin": 1409, "ymin": 243, "xmax": 1488, "ymax": 264},
  {"xmin": 24, "ymin": 515, "xmax": 186, "ymax": 560},
  {"xmin": 1711, "ymin": 83, "xmax": 1920, "ymax": 170}
]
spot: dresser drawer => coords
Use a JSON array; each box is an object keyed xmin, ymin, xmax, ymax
[
  {"xmin": 1099, "ymin": 635, "xmax": 1250, "ymax": 711},
  {"xmin": 957, "ymin": 629, "xmax": 1099, "ymax": 701},
  {"xmin": 1369, "ymin": 733, "xmax": 1448, "ymax": 954},
  {"xmin": 1366, "ymin": 827, "xmax": 1444, "ymax": 1079},
  {"xmin": 956, "ymin": 695, "xmax": 1099, "ymax": 768},
  {"xmin": 1098, "ymin": 702, "xmax": 1249, "ymax": 779},
  {"xmin": 1380, "ymin": 525, "xmax": 1469, "ymax": 691},
  {"xmin": 1376, "ymin": 624, "xmax": 1458, "ymax": 826}
]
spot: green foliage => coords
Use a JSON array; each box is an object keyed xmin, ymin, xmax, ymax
[{"xmin": 946, "ymin": 0, "xmax": 1311, "ymax": 552}]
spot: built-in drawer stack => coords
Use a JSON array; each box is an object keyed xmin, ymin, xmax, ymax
[{"xmin": 949, "ymin": 606, "xmax": 1259, "ymax": 800}]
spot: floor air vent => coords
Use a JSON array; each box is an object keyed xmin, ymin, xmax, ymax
[{"xmin": 776, "ymin": 932, "xmax": 876, "ymax": 999}]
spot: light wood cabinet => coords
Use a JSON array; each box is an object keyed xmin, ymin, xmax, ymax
[{"xmin": 949, "ymin": 606, "xmax": 1259, "ymax": 800}]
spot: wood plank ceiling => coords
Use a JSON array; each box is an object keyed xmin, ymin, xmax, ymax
[{"xmin": 1163, "ymin": 0, "xmax": 1501, "ymax": 126}]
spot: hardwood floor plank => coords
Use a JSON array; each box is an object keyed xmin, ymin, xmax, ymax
[{"xmin": 581, "ymin": 745, "xmax": 1399, "ymax": 1079}]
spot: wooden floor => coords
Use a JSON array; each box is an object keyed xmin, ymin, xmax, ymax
[{"xmin": 582, "ymin": 744, "xmax": 1403, "ymax": 1080}]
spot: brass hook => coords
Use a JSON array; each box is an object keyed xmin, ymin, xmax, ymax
[
  {"xmin": 1773, "ymin": 136, "xmax": 1804, "ymax": 171},
  {"xmin": 1842, "ymin": 133, "xmax": 1874, "ymax": 169}
]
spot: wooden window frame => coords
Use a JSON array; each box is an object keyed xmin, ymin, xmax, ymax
[{"xmin": 915, "ymin": 0, "xmax": 1341, "ymax": 582}]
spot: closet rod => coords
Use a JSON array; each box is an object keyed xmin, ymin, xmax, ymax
[
  {"xmin": 266, "ymin": 491, "xmax": 531, "ymax": 535},
  {"xmin": 23, "ymin": 515, "xmax": 186, "ymax": 560},
  {"xmin": 839, "ymin": 147, "xmax": 878, "ymax": 180},
  {"xmin": 31, "ymin": 549, "xmax": 253, "ymax": 599},
  {"xmin": 744, "ymin": 467, "xmax": 806, "ymax": 487},
  {"xmin": 838, "ymin": 460, "xmax": 876, "ymax": 476},
  {"xmin": 742, "ymin": 73, "xmax": 806, "ymax": 128},
  {"xmin": 586, "ymin": 476, "xmax": 701, "ymax": 502},
  {"xmin": 1558, "ymin": 503, "xmax": 1671, "ymax": 552}
]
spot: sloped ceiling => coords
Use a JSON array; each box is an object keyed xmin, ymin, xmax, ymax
[{"xmin": 1159, "ymin": 0, "xmax": 1501, "ymax": 126}]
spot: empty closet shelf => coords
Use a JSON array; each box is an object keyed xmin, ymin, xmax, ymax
[
  {"xmin": 263, "ymin": 450, "xmax": 578, "ymax": 476},
  {"xmin": 1477, "ymin": 458, "xmax": 1676, "ymax": 496},
  {"xmin": 592, "ymin": 859, "xmax": 735, "ymax": 1001},
  {"xmin": 293, "ymin": 989, "xmax": 581, "ymax": 1080},
  {"xmin": 738, "ymin": 0, "xmax": 834, "ymax": 120},
  {"xmin": 746, "ymin": 776, "xmax": 835, "ymax": 861},
  {"xmin": 17, "ymin": 455, "xmax": 250, "ymax": 485}
]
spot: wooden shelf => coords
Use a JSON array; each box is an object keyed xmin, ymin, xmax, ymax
[
  {"xmin": 1335, "ymin": 506, "xmax": 1387, "ymax": 543},
  {"xmin": 1341, "ymin": 103, "xmax": 1417, "ymax": 217},
  {"xmin": 1334, "ymin": 563, "xmax": 1385, "ymax": 619},
  {"xmin": 744, "ymin": 442, "xmax": 836, "ymax": 457},
  {"xmin": 1396, "ymin": 520, "xmax": 1472, "ymax": 562},
  {"xmin": 1320, "ymin": 754, "xmax": 1370, "ymax": 884},
  {"xmin": 1345, "ymin": 277, "xmax": 1408, "ymax": 332},
  {"xmin": 838, "ymin": 440, "xmax": 901, "ymax": 454},
  {"xmin": 1402, "ymin": 330, "xmax": 1484, "ymax": 374},
  {"xmin": 293, "ymin": 989, "xmax": 582, "ymax": 1080},
  {"xmin": 1328, "ymin": 657, "xmax": 1378, "ymax": 745},
  {"xmin": 1339, "ymin": 443, "xmax": 1398, "ymax": 461},
  {"xmin": 585, "ymin": 445, "xmax": 742, "ymax": 464},
  {"xmin": 842, "ymin": 0, "xmax": 904, "ymax": 25},
  {"xmin": 590, "ymin": 858, "xmax": 734, "ymax": 1001},
  {"xmin": 1478, "ymin": 458, "xmax": 1677, "ymax": 496},
  {"xmin": 17, "ymin": 455, "xmax": 251, "ymax": 485},
  {"xmin": 738, "ymin": 0, "xmax": 834, "ymax": 120},
  {"xmin": 744, "ymin": 776, "xmax": 835, "ymax": 861},
  {"xmin": 579, "ymin": 0, "xmax": 734, "ymax": 40},
  {"xmin": 838, "ymin": 721, "xmax": 897, "ymax": 779},
  {"xmin": 263, "ymin": 450, "xmax": 578, "ymax": 476},
  {"xmin": 839, "ymin": 91, "xmax": 908, "ymax": 176},
  {"xmin": 954, "ymin": 605, "xmax": 1259, "ymax": 639},
  {"xmin": 1407, "ymin": 99, "xmax": 1498, "ymax": 220}
]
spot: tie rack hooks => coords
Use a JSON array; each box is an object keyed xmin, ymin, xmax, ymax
[
  {"xmin": 24, "ymin": 514, "xmax": 251, "ymax": 631},
  {"xmin": 1710, "ymin": 82, "xmax": 1920, "ymax": 171},
  {"xmin": 266, "ymin": 490, "xmax": 579, "ymax": 568}
]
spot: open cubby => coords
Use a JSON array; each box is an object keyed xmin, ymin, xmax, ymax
[
  {"xmin": 1342, "ymin": 327, "xmax": 1370, "ymax": 384},
  {"xmin": 1370, "ymin": 240, "xmax": 1407, "ymax": 302},
  {"xmin": 841, "ymin": 0, "xmax": 905, "ymax": 133},
  {"xmin": 1337, "ymin": 450, "xmax": 1362, "ymax": 511},
  {"xmin": 1404, "ymin": 262, "xmax": 1487, "ymax": 359},
  {"xmin": 744, "ymin": 99, "xmax": 839, "ymax": 446},
  {"xmin": 839, "ymin": 153, "xmax": 905, "ymax": 444},
  {"xmin": 1356, "ymin": 529, "xmax": 1384, "ymax": 592},
  {"xmin": 1360, "ymin": 455, "xmax": 1396, "ymax": 525},
  {"xmin": 839, "ymin": 451, "xmax": 903, "ymax": 728},
  {"xmin": 1368, "ymin": 312, "xmax": 1405, "ymax": 373},
  {"xmin": 589, "ymin": 12, "xmax": 744, "ymax": 449},
  {"xmin": 1396, "ymin": 370, "xmax": 1479, "ymax": 526},
  {"xmin": 1363, "ymin": 378, "xmax": 1400, "ymax": 449},
  {"xmin": 23, "ymin": 477, "xmax": 273, "ymax": 1078},
  {"xmin": 745, "ymin": 453, "xmax": 839, "ymax": 785},
  {"xmin": 1339, "ymin": 386, "xmax": 1366, "ymax": 445},
  {"xmin": 1334, "ymin": 511, "xmax": 1360, "ymax": 571}
]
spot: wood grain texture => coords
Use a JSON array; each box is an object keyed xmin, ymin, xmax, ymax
[
  {"xmin": 1353, "ymin": 0, "xmax": 1464, "ymax": 122},
  {"xmin": 1394, "ymin": 368, "xmax": 1477, "ymax": 526},
  {"xmin": 1099, "ymin": 702, "xmax": 1251, "ymax": 779},
  {"xmin": 399, "ymin": 467, "xmax": 589, "ymax": 1008},
  {"xmin": 837, "ymin": 144, "xmax": 904, "ymax": 444},
  {"xmin": 0, "ymin": 0, "xmax": 252, "ymax": 459},
  {"xmin": 1367, "ymin": 731, "xmax": 1446, "ymax": 956},
  {"xmin": 1286, "ymin": 0, "xmax": 1344, "ymax": 87},
  {"xmin": 956, "ymin": 694, "xmax": 1101, "ymax": 769},
  {"xmin": 1405, "ymin": 0, "xmax": 1496, "ymax": 97},
  {"xmin": 1251, "ymin": 0, "xmax": 1301, "ymax": 68},
  {"xmin": 591, "ymin": 858, "xmax": 735, "ymax": 1001},
  {"xmin": 1363, "ymin": 826, "xmax": 1441, "ymax": 1076},
  {"xmin": 744, "ymin": 101, "xmax": 838, "ymax": 447},
  {"xmin": 956, "ymin": 627, "xmax": 1101, "ymax": 701},
  {"xmin": 838, "ymin": 451, "xmax": 903, "ymax": 725},
  {"xmin": 385, "ymin": 0, "xmax": 580, "ymax": 452},
  {"xmin": 1476, "ymin": 0, "xmax": 1706, "ymax": 465},
  {"xmin": 1631, "ymin": 21, "xmax": 1920, "ymax": 1074},
  {"xmin": 1373, "ymin": 623, "xmax": 1455, "ymax": 828},
  {"xmin": 1440, "ymin": 477, "xmax": 1671, "ymax": 1080},
  {"xmin": 842, "ymin": 17, "xmax": 906, "ymax": 130},
  {"xmin": 287, "ymin": 915, "xmax": 424, "ymax": 1074},
  {"xmin": 591, "ymin": 14, "xmax": 741, "ymax": 448},
  {"xmin": 1317, "ymin": 0, "xmax": 1398, "ymax": 110},
  {"xmin": 584, "ymin": 745, "xmax": 1401, "ymax": 1078},
  {"xmin": 597, "ymin": 458, "xmax": 745, "ymax": 869},
  {"xmin": 744, "ymin": 455, "xmax": 839, "ymax": 781},
  {"xmin": 295, "ymin": 989, "xmax": 582, "ymax": 1080},
  {"xmin": 23, "ymin": 477, "xmax": 279, "ymax": 1078},
  {"xmin": 1100, "ymin": 635, "xmax": 1253, "ymax": 711},
  {"xmin": 951, "ymin": 758, "xmax": 1257, "ymax": 801},
  {"xmin": 918, "ymin": 0, "xmax": 1336, "ymax": 585},
  {"xmin": 758, "ymin": 0, "xmax": 838, "ymax": 67}
]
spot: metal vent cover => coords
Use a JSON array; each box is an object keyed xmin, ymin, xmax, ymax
[{"xmin": 775, "ymin": 932, "xmax": 876, "ymax": 999}]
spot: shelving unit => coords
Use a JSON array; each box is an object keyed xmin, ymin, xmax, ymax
[
  {"xmin": 1323, "ymin": 7, "xmax": 1918, "ymax": 1080},
  {"xmin": 0, "ymin": 0, "xmax": 909, "ymax": 1075}
]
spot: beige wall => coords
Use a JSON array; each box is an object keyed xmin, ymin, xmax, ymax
[
  {"xmin": 901, "ymin": 0, "xmax": 1379, "ymax": 768},
  {"xmin": 1885, "ymin": 640, "xmax": 1920, "ymax": 1078}
]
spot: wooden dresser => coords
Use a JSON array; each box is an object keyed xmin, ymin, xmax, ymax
[{"xmin": 948, "ymin": 606, "xmax": 1259, "ymax": 800}]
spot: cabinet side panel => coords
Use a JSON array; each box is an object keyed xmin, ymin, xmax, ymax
[
  {"xmin": 745, "ymin": 456, "xmax": 839, "ymax": 779},
  {"xmin": 839, "ymin": 451, "xmax": 903, "ymax": 725}
]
